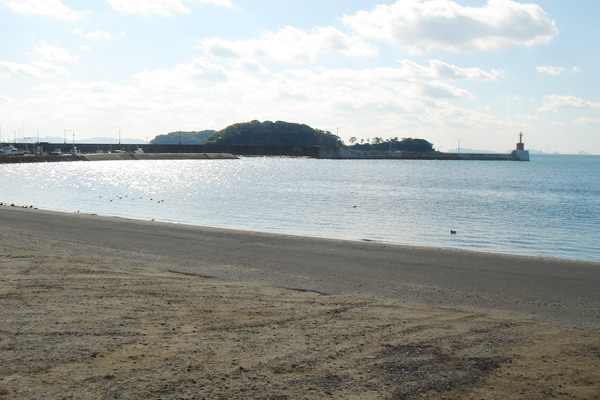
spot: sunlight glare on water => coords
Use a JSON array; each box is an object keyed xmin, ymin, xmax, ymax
[{"xmin": 1, "ymin": 155, "xmax": 599, "ymax": 261}]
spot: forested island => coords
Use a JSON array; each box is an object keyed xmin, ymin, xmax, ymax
[
  {"xmin": 150, "ymin": 130, "xmax": 217, "ymax": 145},
  {"xmin": 4, "ymin": 120, "xmax": 527, "ymax": 161},
  {"xmin": 150, "ymin": 120, "xmax": 434, "ymax": 152}
]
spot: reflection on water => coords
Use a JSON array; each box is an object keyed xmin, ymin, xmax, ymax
[{"xmin": 1, "ymin": 155, "xmax": 599, "ymax": 261}]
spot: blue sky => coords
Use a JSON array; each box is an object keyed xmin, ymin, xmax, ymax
[{"xmin": 1, "ymin": 0, "xmax": 599, "ymax": 153}]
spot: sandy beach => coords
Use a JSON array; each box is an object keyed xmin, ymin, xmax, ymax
[{"xmin": 1, "ymin": 206, "xmax": 599, "ymax": 399}]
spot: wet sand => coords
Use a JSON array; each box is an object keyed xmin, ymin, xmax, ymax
[{"xmin": 1, "ymin": 206, "xmax": 599, "ymax": 399}]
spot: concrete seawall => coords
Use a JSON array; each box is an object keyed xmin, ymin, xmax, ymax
[
  {"xmin": 0, "ymin": 153, "xmax": 237, "ymax": 164},
  {"xmin": 82, "ymin": 153, "xmax": 237, "ymax": 161},
  {"xmin": 31, "ymin": 143, "xmax": 320, "ymax": 158},
  {"xmin": 319, "ymin": 147, "xmax": 529, "ymax": 161},
  {"xmin": 0, "ymin": 155, "xmax": 84, "ymax": 164}
]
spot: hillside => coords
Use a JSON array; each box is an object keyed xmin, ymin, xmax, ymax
[
  {"xmin": 150, "ymin": 130, "xmax": 217, "ymax": 145},
  {"xmin": 204, "ymin": 120, "xmax": 339, "ymax": 147}
]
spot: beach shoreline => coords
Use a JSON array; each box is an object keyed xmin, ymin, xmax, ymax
[
  {"xmin": 1, "ymin": 206, "xmax": 598, "ymax": 325},
  {"xmin": 1, "ymin": 207, "xmax": 599, "ymax": 398}
]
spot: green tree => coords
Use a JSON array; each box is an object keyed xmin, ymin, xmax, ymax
[
  {"xmin": 204, "ymin": 120, "xmax": 339, "ymax": 146},
  {"xmin": 150, "ymin": 130, "xmax": 216, "ymax": 145}
]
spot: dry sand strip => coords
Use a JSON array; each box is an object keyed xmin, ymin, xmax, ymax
[{"xmin": 0, "ymin": 207, "xmax": 599, "ymax": 399}]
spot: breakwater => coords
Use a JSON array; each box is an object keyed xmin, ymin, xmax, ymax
[
  {"xmin": 0, "ymin": 153, "xmax": 237, "ymax": 164},
  {"xmin": 319, "ymin": 147, "xmax": 529, "ymax": 161},
  {"xmin": 4, "ymin": 143, "xmax": 529, "ymax": 161},
  {"xmin": 31, "ymin": 143, "xmax": 320, "ymax": 158},
  {"xmin": 0, "ymin": 155, "xmax": 83, "ymax": 164},
  {"xmin": 82, "ymin": 153, "xmax": 237, "ymax": 161}
]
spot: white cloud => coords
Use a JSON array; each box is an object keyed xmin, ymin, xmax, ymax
[
  {"xmin": 107, "ymin": 0, "xmax": 188, "ymax": 16},
  {"xmin": 133, "ymin": 59, "xmax": 229, "ymax": 91},
  {"xmin": 107, "ymin": 0, "xmax": 233, "ymax": 16},
  {"xmin": 550, "ymin": 120, "xmax": 567, "ymax": 128},
  {"xmin": 34, "ymin": 43, "xmax": 79, "ymax": 62},
  {"xmin": 124, "ymin": 55, "xmax": 502, "ymax": 140},
  {"xmin": 73, "ymin": 28, "xmax": 114, "ymax": 39},
  {"xmin": 199, "ymin": 0, "xmax": 233, "ymax": 8},
  {"xmin": 0, "ymin": 61, "xmax": 40, "ymax": 79},
  {"xmin": 399, "ymin": 59, "xmax": 501, "ymax": 81},
  {"xmin": 0, "ymin": 42, "xmax": 75, "ymax": 79},
  {"xmin": 343, "ymin": 0, "xmax": 558, "ymax": 55},
  {"xmin": 536, "ymin": 66, "xmax": 565, "ymax": 76},
  {"xmin": 421, "ymin": 82, "xmax": 473, "ymax": 99},
  {"xmin": 574, "ymin": 117, "xmax": 600, "ymax": 126},
  {"xmin": 281, "ymin": 60, "xmax": 498, "ymax": 89},
  {"xmin": 2, "ymin": 52, "xmax": 509, "ymax": 146},
  {"xmin": 540, "ymin": 95, "xmax": 600, "ymax": 112},
  {"xmin": 0, "ymin": 60, "xmax": 69, "ymax": 79},
  {"xmin": 200, "ymin": 25, "xmax": 378, "ymax": 64},
  {"xmin": 90, "ymin": 31, "xmax": 112, "ymax": 39},
  {"xmin": 1, "ymin": 0, "xmax": 85, "ymax": 20}
]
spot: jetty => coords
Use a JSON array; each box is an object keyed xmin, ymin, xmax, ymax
[
  {"xmin": 0, "ymin": 152, "xmax": 237, "ymax": 164},
  {"xmin": 1, "ymin": 134, "xmax": 529, "ymax": 163},
  {"xmin": 81, "ymin": 152, "xmax": 237, "ymax": 161},
  {"xmin": 321, "ymin": 133, "xmax": 530, "ymax": 161}
]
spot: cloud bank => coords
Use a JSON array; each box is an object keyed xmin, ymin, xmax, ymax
[
  {"xmin": 1, "ymin": 0, "xmax": 85, "ymax": 19},
  {"xmin": 106, "ymin": 0, "xmax": 234, "ymax": 16},
  {"xmin": 343, "ymin": 0, "xmax": 558, "ymax": 55}
]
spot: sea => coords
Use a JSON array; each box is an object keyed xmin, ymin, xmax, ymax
[{"xmin": 1, "ymin": 154, "xmax": 598, "ymax": 262}]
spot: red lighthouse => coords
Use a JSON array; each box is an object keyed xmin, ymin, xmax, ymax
[
  {"xmin": 511, "ymin": 131, "xmax": 530, "ymax": 161},
  {"xmin": 516, "ymin": 132, "xmax": 525, "ymax": 150}
]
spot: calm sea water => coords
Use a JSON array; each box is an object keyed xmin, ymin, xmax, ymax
[{"xmin": 1, "ymin": 155, "xmax": 598, "ymax": 261}]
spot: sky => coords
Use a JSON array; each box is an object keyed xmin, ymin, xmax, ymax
[{"xmin": 1, "ymin": 0, "xmax": 599, "ymax": 154}]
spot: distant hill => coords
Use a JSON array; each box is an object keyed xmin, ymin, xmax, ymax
[
  {"xmin": 150, "ymin": 130, "xmax": 217, "ymax": 145},
  {"xmin": 204, "ymin": 120, "xmax": 339, "ymax": 147}
]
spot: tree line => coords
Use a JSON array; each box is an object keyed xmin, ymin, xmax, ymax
[
  {"xmin": 149, "ymin": 121, "xmax": 434, "ymax": 152},
  {"xmin": 348, "ymin": 136, "xmax": 434, "ymax": 152}
]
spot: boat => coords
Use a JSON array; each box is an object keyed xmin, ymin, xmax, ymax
[{"xmin": 1, "ymin": 145, "xmax": 25, "ymax": 156}]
